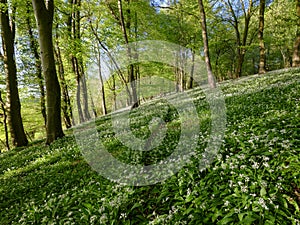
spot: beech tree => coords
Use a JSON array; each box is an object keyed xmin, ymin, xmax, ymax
[
  {"xmin": 32, "ymin": 0, "xmax": 64, "ymax": 144},
  {"xmin": 118, "ymin": 0, "xmax": 139, "ymax": 107},
  {"xmin": 198, "ymin": 0, "xmax": 216, "ymax": 88},
  {"xmin": 219, "ymin": 0, "xmax": 257, "ymax": 77},
  {"xmin": 0, "ymin": 0, "xmax": 28, "ymax": 147},
  {"xmin": 67, "ymin": 0, "xmax": 91, "ymax": 123},
  {"xmin": 54, "ymin": 27, "xmax": 73, "ymax": 129},
  {"xmin": 25, "ymin": 2, "xmax": 47, "ymax": 126}
]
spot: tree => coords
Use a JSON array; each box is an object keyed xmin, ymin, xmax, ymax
[
  {"xmin": 25, "ymin": 1, "xmax": 47, "ymax": 126},
  {"xmin": 68, "ymin": 0, "xmax": 91, "ymax": 123},
  {"xmin": 95, "ymin": 47, "xmax": 107, "ymax": 115},
  {"xmin": 264, "ymin": 0, "xmax": 296, "ymax": 69},
  {"xmin": 54, "ymin": 30, "xmax": 73, "ymax": 128},
  {"xmin": 0, "ymin": 0, "xmax": 28, "ymax": 147},
  {"xmin": 118, "ymin": 0, "xmax": 139, "ymax": 107},
  {"xmin": 292, "ymin": 0, "xmax": 300, "ymax": 67},
  {"xmin": 218, "ymin": 0, "xmax": 257, "ymax": 77},
  {"xmin": 32, "ymin": 0, "xmax": 64, "ymax": 144},
  {"xmin": 198, "ymin": 0, "xmax": 216, "ymax": 88},
  {"xmin": 258, "ymin": 0, "xmax": 267, "ymax": 73},
  {"xmin": 0, "ymin": 90, "xmax": 9, "ymax": 150}
]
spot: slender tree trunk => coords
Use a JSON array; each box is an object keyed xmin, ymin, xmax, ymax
[
  {"xmin": 54, "ymin": 33, "xmax": 73, "ymax": 128},
  {"xmin": 258, "ymin": 0, "xmax": 267, "ymax": 74},
  {"xmin": 179, "ymin": 50, "xmax": 186, "ymax": 91},
  {"xmin": 69, "ymin": 0, "xmax": 91, "ymax": 122},
  {"xmin": 187, "ymin": 50, "xmax": 195, "ymax": 89},
  {"xmin": 26, "ymin": 6, "xmax": 47, "ymax": 126},
  {"xmin": 0, "ymin": 90, "xmax": 10, "ymax": 150},
  {"xmin": 292, "ymin": 0, "xmax": 300, "ymax": 67},
  {"xmin": 233, "ymin": 23, "xmax": 241, "ymax": 78},
  {"xmin": 281, "ymin": 49, "xmax": 292, "ymax": 68},
  {"xmin": 1, "ymin": 0, "xmax": 28, "ymax": 147},
  {"xmin": 118, "ymin": 0, "xmax": 139, "ymax": 107},
  {"xmin": 89, "ymin": 93, "xmax": 97, "ymax": 118},
  {"xmin": 237, "ymin": 13, "xmax": 251, "ymax": 77},
  {"xmin": 75, "ymin": 76, "xmax": 84, "ymax": 123},
  {"xmin": 97, "ymin": 4, "xmax": 132, "ymax": 100},
  {"xmin": 198, "ymin": 0, "xmax": 216, "ymax": 88},
  {"xmin": 175, "ymin": 51, "xmax": 180, "ymax": 92},
  {"xmin": 74, "ymin": 0, "xmax": 90, "ymax": 121},
  {"xmin": 215, "ymin": 49, "xmax": 221, "ymax": 80},
  {"xmin": 226, "ymin": 0, "xmax": 253, "ymax": 78},
  {"xmin": 112, "ymin": 74, "xmax": 117, "ymax": 110},
  {"xmin": 32, "ymin": 0, "xmax": 64, "ymax": 144},
  {"xmin": 97, "ymin": 49, "xmax": 107, "ymax": 115}
]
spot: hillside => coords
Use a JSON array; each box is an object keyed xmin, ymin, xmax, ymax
[{"xmin": 0, "ymin": 69, "xmax": 299, "ymax": 224}]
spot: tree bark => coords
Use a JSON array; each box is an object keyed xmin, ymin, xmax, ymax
[
  {"xmin": 226, "ymin": 0, "xmax": 253, "ymax": 78},
  {"xmin": 187, "ymin": 50, "xmax": 195, "ymax": 89},
  {"xmin": 0, "ymin": 90, "xmax": 10, "ymax": 150},
  {"xmin": 0, "ymin": 0, "xmax": 28, "ymax": 147},
  {"xmin": 69, "ymin": 0, "xmax": 91, "ymax": 122},
  {"xmin": 258, "ymin": 0, "xmax": 267, "ymax": 73},
  {"xmin": 198, "ymin": 0, "xmax": 216, "ymax": 88},
  {"xmin": 26, "ymin": 5, "xmax": 47, "ymax": 126},
  {"xmin": 292, "ymin": 0, "xmax": 300, "ymax": 67},
  {"xmin": 32, "ymin": 0, "xmax": 64, "ymax": 144},
  {"xmin": 118, "ymin": 0, "xmax": 139, "ymax": 107},
  {"xmin": 97, "ymin": 48, "xmax": 107, "ymax": 115},
  {"xmin": 54, "ymin": 33, "xmax": 73, "ymax": 128}
]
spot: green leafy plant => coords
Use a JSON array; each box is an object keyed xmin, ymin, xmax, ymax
[{"xmin": 0, "ymin": 69, "xmax": 299, "ymax": 224}]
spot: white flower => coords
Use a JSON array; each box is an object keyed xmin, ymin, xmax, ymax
[
  {"xmin": 234, "ymin": 208, "xmax": 240, "ymax": 213},
  {"xmin": 120, "ymin": 213, "xmax": 127, "ymax": 219},
  {"xmin": 100, "ymin": 214, "xmax": 108, "ymax": 223},
  {"xmin": 258, "ymin": 198, "xmax": 269, "ymax": 210},
  {"xmin": 263, "ymin": 162, "xmax": 269, "ymax": 168},
  {"xmin": 252, "ymin": 162, "xmax": 259, "ymax": 169},
  {"xmin": 241, "ymin": 186, "xmax": 248, "ymax": 193},
  {"xmin": 240, "ymin": 165, "xmax": 246, "ymax": 169},
  {"xmin": 261, "ymin": 180, "xmax": 268, "ymax": 187}
]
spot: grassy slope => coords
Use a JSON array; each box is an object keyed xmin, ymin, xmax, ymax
[{"xmin": 0, "ymin": 69, "xmax": 299, "ymax": 224}]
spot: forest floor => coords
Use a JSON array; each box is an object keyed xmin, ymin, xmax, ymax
[{"xmin": 0, "ymin": 68, "xmax": 300, "ymax": 224}]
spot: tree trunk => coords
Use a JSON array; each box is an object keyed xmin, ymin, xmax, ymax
[
  {"xmin": 0, "ymin": 90, "xmax": 10, "ymax": 150},
  {"xmin": 292, "ymin": 0, "xmax": 300, "ymax": 67},
  {"xmin": 226, "ymin": 0, "xmax": 253, "ymax": 78},
  {"xmin": 258, "ymin": 0, "xmax": 267, "ymax": 74},
  {"xmin": 99, "ymin": 3, "xmax": 132, "ymax": 99},
  {"xmin": 187, "ymin": 50, "xmax": 195, "ymax": 89},
  {"xmin": 281, "ymin": 49, "xmax": 292, "ymax": 68},
  {"xmin": 69, "ymin": 0, "xmax": 91, "ymax": 122},
  {"xmin": 0, "ymin": 0, "xmax": 28, "ymax": 147},
  {"xmin": 97, "ymin": 49, "xmax": 107, "ymax": 115},
  {"xmin": 54, "ymin": 33, "xmax": 73, "ymax": 128},
  {"xmin": 32, "ymin": 0, "xmax": 64, "ymax": 144},
  {"xmin": 236, "ymin": 13, "xmax": 251, "ymax": 77},
  {"xmin": 198, "ymin": 0, "xmax": 216, "ymax": 88},
  {"xmin": 118, "ymin": 0, "xmax": 139, "ymax": 107},
  {"xmin": 26, "ymin": 5, "xmax": 47, "ymax": 126}
]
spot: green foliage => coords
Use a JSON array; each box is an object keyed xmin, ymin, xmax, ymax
[{"xmin": 0, "ymin": 69, "xmax": 299, "ymax": 224}]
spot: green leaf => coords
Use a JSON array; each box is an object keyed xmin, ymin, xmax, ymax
[
  {"xmin": 130, "ymin": 202, "xmax": 142, "ymax": 211},
  {"xmin": 260, "ymin": 187, "xmax": 267, "ymax": 197},
  {"xmin": 238, "ymin": 212, "xmax": 247, "ymax": 221},
  {"xmin": 243, "ymin": 214, "xmax": 258, "ymax": 224}
]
